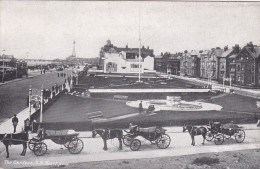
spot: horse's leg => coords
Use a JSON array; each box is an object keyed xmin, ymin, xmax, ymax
[
  {"xmin": 21, "ymin": 142, "xmax": 27, "ymax": 156},
  {"xmin": 191, "ymin": 135, "xmax": 195, "ymax": 146},
  {"xmin": 103, "ymin": 138, "xmax": 108, "ymax": 150},
  {"xmin": 5, "ymin": 144, "xmax": 9, "ymax": 158},
  {"xmin": 202, "ymin": 130, "xmax": 206, "ymax": 145},
  {"xmin": 118, "ymin": 137, "xmax": 123, "ymax": 150}
]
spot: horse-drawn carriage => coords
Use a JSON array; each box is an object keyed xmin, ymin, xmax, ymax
[
  {"xmin": 28, "ymin": 129, "xmax": 84, "ymax": 156},
  {"xmin": 206, "ymin": 122, "xmax": 245, "ymax": 145},
  {"xmin": 123, "ymin": 124, "xmax": 171, "ymax": 151}
]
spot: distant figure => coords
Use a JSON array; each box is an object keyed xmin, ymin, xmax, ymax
[
  {"xmin": 12, "ymin": 114, "xmax": 19, "ymax": 133},
  {"xmin": 138, "ymin": 101, "xmax": 143, "ymax": 114},
  {"xmin": 43, "ymin": 69, "xmax": 46, "ymax": 74},
  {"xmin": 24, "ymin": 118, "xmax": 30, "ymax": 134}
]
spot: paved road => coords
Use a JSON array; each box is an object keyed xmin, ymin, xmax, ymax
[
  {"xmin": 0, "ymin": 70, "xmax": 68, "ymax": 121},
  {"xmin": 0, "ymin": 125, "xmax": 259, "ymax": 168}
]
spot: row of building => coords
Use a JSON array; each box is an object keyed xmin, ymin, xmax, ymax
[
  {"xmin": 155, "ymin": 42, "xmax": 260, "ymax": 87},
  {"xmin": 99, "ymin": 40, "xmax": 155, "ymax": 74}
]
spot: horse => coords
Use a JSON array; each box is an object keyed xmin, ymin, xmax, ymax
[
  {"xmin": 92, "ymin": 129, "xmax": 123, "ymax": 151},
  {"xmin": 183, "ymin": 124, "xmax": 207, "ymax": 146},
  {"xmin": 0, "ymin": 132, "xmax": 28, "ymax": 158}
]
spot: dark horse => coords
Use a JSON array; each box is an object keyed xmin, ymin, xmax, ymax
[
  {"xmin": 183, "ymin": 124, "xmax": 207, "ymax": 146},
  {"xmin": 0, "ymin": 132, "xmax": 28, "ymax": 158},
  {"xmin": 92, "ymin": 129, "xmax": 123, "ymax": 150}
]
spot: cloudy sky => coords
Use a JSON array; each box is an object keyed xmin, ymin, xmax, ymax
[{"xmin": 1, "ymin": 1, "xmax": 260, "ymax": 59}]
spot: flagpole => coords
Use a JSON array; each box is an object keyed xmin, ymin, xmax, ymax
[{"xmin": 138, "ymin": 8, "xmax": 141, "ymax": 83}]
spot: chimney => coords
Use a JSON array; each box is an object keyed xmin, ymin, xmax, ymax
[
  {"xmin": 233, "ymin": 44, "xmax": 240, "ymax": 53},
  {"xmin": 224, "ymin": 46, "xmax": 228, "ymax": 51},
  {"xmin": 147, "ymin": 46, "xmax": 149, "ymax": 49},
  {"xmin": 126, "ymin": 44, "xmax": 128, "ymax": 48}
]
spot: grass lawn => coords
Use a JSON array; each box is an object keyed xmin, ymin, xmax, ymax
[
  {"xmin": 208, "ymin": 93, "xmax": 259, "ymax": 113},
  {"xmin": 78, "ymin": 76, "xmax": 201, "ymax": 89},
  {"xmin": 42, "ymin": 95, "xmax": 137, "ymax": 122},
  {"xmin": 42, "ymin": 92, "xmax": 257, "ymax": 130},
  {"xmin": 41, "ymin": 76, "xmax": 259, "ymax": 129}
]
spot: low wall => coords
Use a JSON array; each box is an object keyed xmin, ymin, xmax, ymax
[{"xmin": 89, "ymin": 88, "xmax": 210, "ymax": 93}]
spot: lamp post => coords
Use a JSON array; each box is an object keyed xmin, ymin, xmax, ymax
[
  {"xmin": 26, "ymin": 52, "xmax": 29, "ymax": 78},
  {"xmin": 1, "ymin": 49, "xmax": 6, "ymax": 83}
]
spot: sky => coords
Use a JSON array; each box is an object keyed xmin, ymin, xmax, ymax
[{"xmin": 1, "ymin": 1, "xmax": 260, "ymax": 59}]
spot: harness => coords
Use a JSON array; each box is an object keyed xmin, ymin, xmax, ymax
[{"xmin": 189, "ymin": 126, "xmax": 198, "ymax": 135}]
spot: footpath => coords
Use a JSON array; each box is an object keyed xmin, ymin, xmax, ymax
[{"xmin": 169, "ymin": 74, "xmax": 260, "ymax": 97}]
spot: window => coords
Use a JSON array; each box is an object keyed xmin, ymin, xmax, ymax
[
  {"xmin": 130, "ymin": 64, "xmax": 142, "ymax": 72},
  {"xmin": 252, "ymin": 64, "xmax": 255, "ymax": 72},
  {"xmin": 237, "ymin": 65, "xmax": 241, "ymax": 72},
  {"xmin": 237, "ymin": 75, "xmax": 241, "ymax": 82},
  {"xmin": 241, "ymin": 64, "xmax": 245, "ymax": 71}
]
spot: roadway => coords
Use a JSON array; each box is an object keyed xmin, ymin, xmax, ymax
[
  {"xmin": 0, "ymin": 70, "xmax": 69, "ymax": 121},
  {"xmin": 0, "ymin": 125, "xmax": 259, "ymax": 168}
]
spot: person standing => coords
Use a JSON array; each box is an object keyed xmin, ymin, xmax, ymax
[
  {"xmin": 24, "ymin": 118, "xmax": 30, "ymax": 134},
  {"xmin": 12, "ymin": 114, "xmax": 18, "ymax": 133},
  {"xmin": 138, "ymin": 101, "xmax": 143, "ymax": 114}
]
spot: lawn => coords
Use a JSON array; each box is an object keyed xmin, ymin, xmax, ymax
[
  {"xmin": 42, "ymin": 94, "xmax": 137, "ymax": 123},
  {"xmin": 41, "ymin": 76, "xmax": 259, "ymax": 130},
  {"xmin": 78, "ymin": 76, "xmax": 202, "ymax": 89}
]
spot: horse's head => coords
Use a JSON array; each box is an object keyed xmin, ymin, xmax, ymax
[
  {"xmin": 183, "ymin": 124, "xmax": 193, "ymax": 132},
  {"xmin": 183, "ymin": 123, "xmax": 187, "ymax": 132},
  {"xmin": 92, "ymin": 130, "xmax": 97, "ymax": 138}
]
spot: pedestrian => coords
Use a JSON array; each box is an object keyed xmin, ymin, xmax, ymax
[
  {"xmin": 12, "ymin": 114, "xmax": 18, "ymax": 133},
  {"xmin": 43, "ymin": 69, "xmax": 46, "ymax": 74},
  {"xmin": 138, "ymin": 101, "xmax": 143, "ymax": 114},
  {"xmin": 24, "ymin": 118, "xmax": 30, "ymax": 134}
]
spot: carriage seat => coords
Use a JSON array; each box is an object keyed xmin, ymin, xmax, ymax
[
  {"xmin": 139, "ymin": 127, "xmax": 157, "ymax": 133},
  {"xmin": 45, "ymin": 129, "xmax": 76, "ymax": 136},
  {"xmin": 221, "ymin": 123, "xmax": 240, "ymax": 129}
]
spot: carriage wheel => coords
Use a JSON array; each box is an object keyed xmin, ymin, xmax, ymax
[
  {"xmin": 123, "ymin": 134, "xmax": 133, "ymax": 146},
  {"xmin": 156, "ymin": 134, "xmax": 171, "ymax": 149},
  {"xmin": 68, "ymin": 138, "xmax": 84, "ymax": 154},
  {"xmin": 130, "ymin": 139, "xmax": 141, "ymax": 151},
  {"xmin": 235, "ymin": 130, "xmax": 245, "ymax": 143},
  {"xmin": 206, "ymin": 131, "xmax": 214, "ymax": 141},
  {"xmin": 214, "ymin": 134, "xmax": 224, "ymax": 145},
  {"xmin": 28, "ymin": 139, "xmax": 37, "ymax": 151},
  {"xmin": 33, "ymin": 142, "xmax": 47, "ymax": 156}
]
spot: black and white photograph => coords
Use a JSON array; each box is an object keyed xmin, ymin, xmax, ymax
[{"xmin": 0, "ymin": 1, "xmax": 260, "ymax": 168}]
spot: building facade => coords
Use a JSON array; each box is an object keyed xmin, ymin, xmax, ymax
[
  {"xmin": 180, "ymin": 50, "xmax": 200, "ymax": 77},
  {"xmin": 99, "ymin": 40, "xmax": 154, "ymax": 71},
  {"xmin": 167, "ymin": 53, "xmax": 181, "ymax": 75},
  {"xmin": 235, "ymin": 42, "xmax": 260, "ymax": 86},
  {"xmin": 103, "ymin": 51, "xmax": 154, "ymax": 74}
]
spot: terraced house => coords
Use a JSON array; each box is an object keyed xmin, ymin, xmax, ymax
[
  {"xmin": 180, "ymin": 50, "xmax": 200, "ymax": 77},
  {"xmin": 206, "ymin": 48, "xmax": 223, "ymax": 81},
  {"xmin": 217, "ymin": 45, "xmax": 240, "ymax": 83},
  {"xmin": 200, "ymin": 50, "xmax": 211, "ymax": 79},
  {"xmin": 167, "ymin": 53, "xmax": 181, "ymax": 75},
  {"xmin": 235, "ymin": 42, "xmax": 260, "ymax": 87}
]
